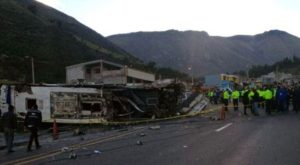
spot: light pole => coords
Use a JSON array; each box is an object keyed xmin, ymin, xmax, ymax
[{"xmin": 25, "ymin": 56, "xmax": 35, "ymax": 84}]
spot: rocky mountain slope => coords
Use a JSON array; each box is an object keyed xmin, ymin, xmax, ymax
[{"xmin": 108, "ymin": 30, "xmax": 300, "ymax": 76}]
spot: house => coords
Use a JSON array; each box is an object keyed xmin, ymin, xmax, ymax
[
  {"xmin": 66, "ymin": 60, "xmax": 155, "ymax": 85},
  {"xmin": 260, "ymin": 72, "xmax": 293, "ymax": 84}
]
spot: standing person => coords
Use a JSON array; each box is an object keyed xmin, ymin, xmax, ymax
[
  {"xmin": 223, "ymin": 89, "xmax": 230, "ymax": 111},
  {"xmin": 264, "ymin": 87, "xmax": 273, "ymax": 115},
  {"xmin": 251, "ymin": 89, "xmax": 260, "ymax": 116},
  {"xmin": 232, "ymin": 89, "xmax": 240, "ymax": 111},
  {"xmin": 207, "ymin": 90, "xmax": 214, "ymax": 104},
  {"xmin": 213, "ymin": 89, "xmax": 218, "ymax": 105},
  {"xmin": 242, "ymin": 88, "xmax": 250, "ymax": 115},
  {"xmin": 248, "ymin": 88, "xmax": 255, "ymax": 115},
  {"xmin": 276, "ymin": 85, "xmax": 288, "ymax": 113},
  {"xmin": 24, "ymin": 104, "xmax": 42, "ymax": 152},
  {"xmin": 215, "ymin": 89, "xmax": 221, "ymax": 104},
  {"xmin": 2, "ymin": 105, "xmax": 17, "ymax": 153},
  {"xmin": 292, "ymin": 84, "xmax": 300, "ymax": 113}
]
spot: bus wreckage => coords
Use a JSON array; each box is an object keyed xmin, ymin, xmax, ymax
[{"xmin": 0, "ymin": 83, "xmax": 208, "ymax": 124}]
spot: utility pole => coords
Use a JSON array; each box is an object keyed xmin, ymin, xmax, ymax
[
  {"xmin": 31, "ymin": 57, "xmax": 35, "ymax": 84},
  {"xmin": 26, "ymin": 56, "xmax": 35, "ymax": 84}
]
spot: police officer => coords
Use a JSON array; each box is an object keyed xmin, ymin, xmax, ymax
[
  {"xmin": 232, "ymin": 89, "xmax": 240, "ymax": 111},
  {"xmin": 2, "ymin": 105, "xmax": 17, "ymax": 153},
  {"xmin": 207, "ymin": 90, "xmax": 214, "ymax": 104},
  {"xmin": 242, "ymin": 87, "xmax": 250, "ymax": 115},
  {"xmin": 264, "ymin": 86, "xmax": 273, "ymax": 115},
  {"xmin": 24, "ymin": 104, "xmax": 42, "ymax": 152},
  {"xmin": 223, "ymin": 89, "xmax": 230, "ymax": 111}
]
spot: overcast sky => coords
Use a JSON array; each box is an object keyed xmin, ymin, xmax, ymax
[{"xmin": 36, "ymin": 0, "xmax": 300, "ymax": 37}]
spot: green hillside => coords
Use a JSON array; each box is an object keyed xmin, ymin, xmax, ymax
[
  {"xmin": 248, "ymin": 56, "xmax": 300, "ymax": 78},
  {"xmin": 0, "ymin": 0, "xmax": 142, "ymax": 83}
]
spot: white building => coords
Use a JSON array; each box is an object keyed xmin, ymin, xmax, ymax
[
  {"xmin": 66, "ymin": 60, "xmax": 155, "ymax": 85},
  {"xmin": 260, "ymin": 72, "xmax": 293, "ymax": 84}
]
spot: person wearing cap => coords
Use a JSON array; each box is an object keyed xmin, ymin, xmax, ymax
[{"xmin": 2, "ymin": 105, "xmax": 17, "ymax": 153}]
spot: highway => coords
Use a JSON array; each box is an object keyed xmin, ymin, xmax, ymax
[{"xmin": 1, "ymin": 110, "xmax": 300, "ymax": 165}]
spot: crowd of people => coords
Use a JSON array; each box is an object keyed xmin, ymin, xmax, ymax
[{"xmin": 207, "ymin": 83, "xmax": 300, "ymax": 116}]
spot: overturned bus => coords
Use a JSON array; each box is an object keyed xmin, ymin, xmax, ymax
[{"xmin": 0, "ymin": 83, "xmax": 189, "ymax": 124}]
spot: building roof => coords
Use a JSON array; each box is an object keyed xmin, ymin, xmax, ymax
[{"xmin": 66, "ymin": 59, "xmax": 124, "ymax": 69}]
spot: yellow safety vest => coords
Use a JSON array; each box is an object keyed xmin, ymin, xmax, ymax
[
  {"xmin": 223, "ymin": 91, "xmax": 230, "ymax": 99},
  {"xmin": 232, "ymin": 90, "xmax": 240, "ymax": 99}
]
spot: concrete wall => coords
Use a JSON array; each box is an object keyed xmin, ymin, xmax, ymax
[
  {"xmin": 88, "ymin": 69, "xmax": 127, "ymax": 84},
  {"xmin": 66, "ymin": 66, "xmax": 85, "ymax": 84},
  {"xmin": 66, "ymin": 61, "xmax": 155, "ymax": 84}
]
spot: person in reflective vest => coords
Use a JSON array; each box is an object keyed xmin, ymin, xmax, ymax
[
  {"xmin": 223, "ymin": 89, "xmax": 230, "ymax": 111},
  {"xmin": 207, "ymin": 90, "xmax": 214, "ymax": 104},
  {"xmin": 232, "ymin": 89, "xmax": 240, "ymax": 111},
  {"xmin": 264, "ymin": 87, "xmax": 273, "ymax": 115}
]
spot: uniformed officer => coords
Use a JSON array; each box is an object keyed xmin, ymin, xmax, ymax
[
  {"xmin": 24, "ymin": 104, "xmax": 42, "ymax": 152},
  {"xmin": 232, "ymin": 89, "xmax": 240, "ymax": 111},
  {"xmin": 223, "ymin": 89, "xmax": 230, "ymax": 111},
  {"xmin": 264, "ymin": 87, "xmax": 273, "ymax": 115}
]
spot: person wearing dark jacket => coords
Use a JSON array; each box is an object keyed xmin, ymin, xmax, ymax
[
  {"xmin": 276, "ymin": 86, "xmax": 288, "ymax": 112},
  {"xmin": 24, "ymin": 104, "xmax": 42, "ymax": 152},
  {"xmin": 2, "ymin": 105, "xmax": 17, "ymax": 153},
  {"xmin": 242, "ymin": 89, "xmax": 250, "ymax": 115},
  {"xmin": 292, "ymin": 84, "xmax": 300, "ymax": 113},
  {"xmin": 251, "ymin": 89, "xmax": 260, "ymax": 116}
]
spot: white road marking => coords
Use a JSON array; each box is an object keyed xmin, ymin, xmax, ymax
[{"xmin": 215, "ymin": 123, "xmax": 233, "ymax": 132}]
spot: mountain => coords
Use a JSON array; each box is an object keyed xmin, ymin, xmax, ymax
[
  {"xmin": 0, "ymin": 0, "xmax": 142, "ymax": 83},
  {"xmin": 108, "ymin": 30, "xmax": 300, "ymax": 76}
]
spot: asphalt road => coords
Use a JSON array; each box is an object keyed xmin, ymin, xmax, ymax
[{"xmin": 2, "ymin": 110, "xmax": 300, "ymax": 165}]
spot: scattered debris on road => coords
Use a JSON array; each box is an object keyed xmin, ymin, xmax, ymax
[
  {"xmin": 69, "ymin": 152, "xmax": 77, "ymax": 159},
  {"xmin": 61, "ymin": 147, "xmax": 70, "ymax": 152},
  {"xmin": 139, "ymin": 133, "xmax": 146, "ymax": 137},
  {"xmin": 136, "ymin": 140, "xmax": 143, "ymax": 145},
  {"xmin": 149, "ymin": 125, "xmax": 161, "ymax": 130}
]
